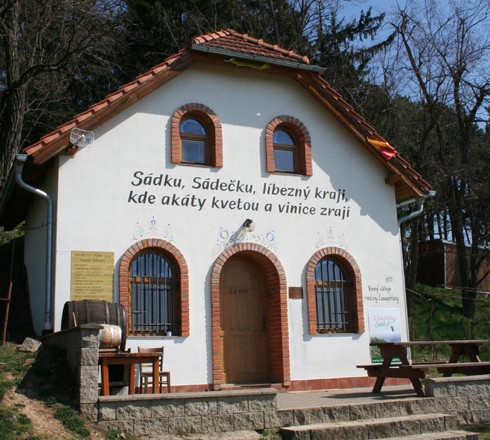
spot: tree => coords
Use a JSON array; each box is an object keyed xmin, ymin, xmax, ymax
[
  {"xmin": 390, "ymin": 0, "xmax": 490, "ymax": 323},
  {"xmin": 117, "ymin": 0, "xmax": 315, "ymax": 82},
  {"xmin": 0, "ymin": 0, "xmax": 122, "ymax": 189}
]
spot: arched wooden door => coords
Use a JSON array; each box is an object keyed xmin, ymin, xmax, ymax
[{"xmin": 220, "ymin": 254, "xmax": 270, "ymax": 384}]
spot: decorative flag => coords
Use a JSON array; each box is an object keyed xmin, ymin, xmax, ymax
[{"xmin": 367, "ymin": 138, "xmax": 398, "ymax": 161}]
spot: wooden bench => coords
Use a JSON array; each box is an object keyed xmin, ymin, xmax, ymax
[
  {"xmin": 358, "ymin": 361, "xmax": 490, "ymax": 397},
  {"xmin": 357, "ymin": 364, "xmax": 426, "ymax": 378},
  {"xmin": 411, "ymin": 361, "xmax": 490, "ymax": 376},
  {"xmin": 360, "ymin": 340, "xmax": 490, "ymax": 397},
  {"xmin": 358, "ymin": 361, "xmax": 490, "ymax": 374}
]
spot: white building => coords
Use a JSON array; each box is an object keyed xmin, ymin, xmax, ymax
[{"xmin": 0, "ymin": 30, "xmax": 432, "ymax": 392}]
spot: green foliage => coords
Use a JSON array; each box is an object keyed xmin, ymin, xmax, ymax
[
  {"xmin": 0, "ymin": 407, "xmax": 32, "ymax": 440},
  {"xmin": 261, "ymin": 428, "xmax": 281, "ymax": 439},
  {"xmin": 0, "ymin": 342, "xmax": 112, "ymax": 439},
  {"xmin": 104, "ymin": 430, "xmax": 121, "ymax": 440},
  {"xmin": 0, "ymin": 344, "xmax": 35, "ymax": 400},
  {"xmin": 54, "ymin": 406, "xmax": 90, "ymax": 438},
  {"xmin": 0, "ymin": 225, "xmax": 24, "ymax": 247},
  {"xmin": 118, "ymin": 0, "xmax": 311, "ymax": 81},
  {"xmin": 464, "ymin": 424, "xmax": 490, "ymax": 439},
  {"xmin": 0, "ymin": 344, "xmax": 35, "ymax": 439},
  {"xmin": 408, "ymin": 284, "xmax": 490, "ymax": 362}
]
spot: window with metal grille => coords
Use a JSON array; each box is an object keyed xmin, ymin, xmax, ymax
[
  {"xmin": 129, "ymin": 251, "xmax": 178, "ymax": 334},
  {"xmin": 314, "ymin": 258, "xmax": 353, "ymax": 333}
]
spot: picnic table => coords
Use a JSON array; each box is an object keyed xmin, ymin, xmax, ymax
[{"xmin": 358, "ymin": 340, "xmax": 490, "ymax": 397}]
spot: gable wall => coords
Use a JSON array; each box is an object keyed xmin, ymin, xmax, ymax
[{"xmin": 44, "ymin": 63, "xmax": 407, "ymax": 387}]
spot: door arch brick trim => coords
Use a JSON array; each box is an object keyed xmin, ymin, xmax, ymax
[{"xmin": 210, "ymin": 243, "xmax": 290, "ymax": 389}]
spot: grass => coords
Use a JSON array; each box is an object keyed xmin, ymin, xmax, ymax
[
  {"xmin": 0, "ymin": 342, "xmax": 93, "ymax": 439},
  {"xmin": 54, "ymin": 406, "xmax": 90, "ymax": 438},
  {"xmin": 408, "ymin": 284, "xmax": 490, "ymax": 363},
  {"xmin": 0, "ymin": 343, "xmax": 36, "ymax": 440},
  {"xmin": 0, "ymin": 342, "xmax": 140, "ymax": 439},
  {"xmin": 464, "ymin": 425, "xmax": 490, "ymax": 439}
]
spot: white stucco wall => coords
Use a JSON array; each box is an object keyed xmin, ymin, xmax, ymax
[{"xmin": 38, "ymin": 63, "xmax": 408, "ymax": 386}]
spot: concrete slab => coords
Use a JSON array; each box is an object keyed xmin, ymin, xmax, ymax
[{"xmin": 277, "ymin": 385, "xmax": 423, "ymax": 409}]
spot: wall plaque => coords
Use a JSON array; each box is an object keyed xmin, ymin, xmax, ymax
[
  {"xmin": 288, "ymin": 287, "xmax": 303, "ymax": 299},
  {"xmin": 70, "ymin": 251, "xmax": 114, "ymax": 301}
]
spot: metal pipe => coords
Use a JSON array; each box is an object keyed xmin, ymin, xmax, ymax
[
  {"xmin": 14, "ymin": 154, "xmax": 54, "ymax": 333},
  {"xmin": 398, "ymin": 190, "xmax": 436, "ymax": 225}
]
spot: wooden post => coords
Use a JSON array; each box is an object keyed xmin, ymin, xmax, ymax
[{"xmin": 1, "ymin": 281, "xmax": 13, "ymax": 345}]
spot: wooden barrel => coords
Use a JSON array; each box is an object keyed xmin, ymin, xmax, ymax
[
  {"xmin": 98, "ymin": 324, "xmax": 122, "ymax": 349},
  {"xmin": 61, "ymin": 300, "xmax": 127, "ymax": 351}
]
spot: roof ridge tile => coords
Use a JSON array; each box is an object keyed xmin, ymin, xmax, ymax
[{"xmin": 193, "ymin": 28, "xmax": 310, "ymax": 65}]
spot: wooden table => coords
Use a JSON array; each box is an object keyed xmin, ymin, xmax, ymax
[
  {"xmin": 358, "ymin": 340, "xmax": 490, "ymax": 397},
  {"xmin": 99, "ymin": 352, "xmax": 160, "ymax": 396}
]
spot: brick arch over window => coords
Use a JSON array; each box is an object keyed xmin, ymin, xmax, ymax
[
  {"xmin": 306, "ymin": 247, "xmax": 364, "ymax": 335},
  {"xmin": 210, "ymin": 243, "xmax": 290, "ymax": 390},
  {"xmin": 265, "ymin": 115, "xmax": 312, "ymax": 176},
  {"xmin": 171, "ymin": 103, "xmax": 223, "ymax": 167},
  {"xmin": 119, "ymin": 239, "xmax": 189, "ymax": 336}
]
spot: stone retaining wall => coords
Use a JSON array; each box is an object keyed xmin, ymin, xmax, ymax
[
  {"xmin": 425, "ymin": 375, "xmax": 490, "ymax": 425},
  {"xmin": 42, "ymin": 324, "xmax": 102, "ymax": 418},
  {"xmin": 41, "ymin": 328, "xmax": 490, "ymax": 436},
  {"xmin": 96, "ymin": 389, "xmax": 277, "ymax": 437},
  {"xmin": 41, "ymin": 326, "xmax": 278, "ymax": 435}
]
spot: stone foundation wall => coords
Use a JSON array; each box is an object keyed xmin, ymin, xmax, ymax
[
  {"xmin": 41, "ymin": 327, "xmax": 278, "ymax": 435},
  {"xmin": 95, "ymin": 389, "xmax": 277, "ymax": 437},
  {"xmin": 425, "ymin": 375, "xmax": 490, "ymax": 425},
  {"xmin": 41, "ymin": 328, "xmax": 490, "ymax": 437}
]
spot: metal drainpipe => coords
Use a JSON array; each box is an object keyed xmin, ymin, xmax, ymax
[
  {"xmin": 398, "ymin": 191, "xmax": 436, "ymax": 225},
  {"xmin": 14, "ymin": 154, "xmax": 53, "ymax": 333}
]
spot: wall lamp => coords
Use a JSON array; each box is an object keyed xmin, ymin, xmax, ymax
[
  {"xmin": 228, "ymin": 219, "xmax": 256, "ymax": 246},
  {"xmin": 69, "ymin": 128, "xmax": 95, "ymax": 149},
  {"xmin": 242, "ymin": 219, "xmax": 256, "ymax": 232}
]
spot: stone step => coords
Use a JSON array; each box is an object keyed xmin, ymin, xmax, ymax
[
  {"xmin": 280, "ymin": 413, "xmax": 457, "ymax": 440},
  {"xmin": 381, "ymin": 431, "xmax": 479, "ymax": 440}
]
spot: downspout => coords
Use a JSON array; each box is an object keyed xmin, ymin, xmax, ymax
[
  {"xmin": 14, "ymin": 154, "xmax": 54, "ymax": 333},
  {"xmin": 398, "ymin": 190, "xmax": 436, "ymax": 225}
]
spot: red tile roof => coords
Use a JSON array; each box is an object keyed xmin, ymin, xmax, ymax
[
  {"xmin": 192, "ymin": 29, "xmax": 310, "ymax": 65},
  {"xmin": 23, "ymin": 29, "xmax": 431, "ymax": 201}
]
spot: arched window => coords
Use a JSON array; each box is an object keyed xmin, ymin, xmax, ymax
[
  {"xmin": 119, "ymin": 239, "xmax": 189, "ymax": 337},
  {"xmin": 306, "ymin": 247, "xmax": 364, "ymax": 335},
  {"xmin": 180, "ymin": 117, "xmax": 207, "ymax": 164},
  {"xmin": 265, "ymin": 116, "xmax": 312, "ymax": 176},
  {"xmin": 273, "ymin": 129, "xmax": 298, "ymax": 173},
  {"xmin": 130, "ymin": 251, "xmax": 177, "ymax": 334},
  {"xmin": 314, "ymin": 257, "xmax": 352, "ymax": 332},
  {"xmin": 171, "ymin": 103, "xmax": 223, "ymax": 167}
]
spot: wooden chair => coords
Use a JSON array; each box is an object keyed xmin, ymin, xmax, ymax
[{"xmin": 138, "ymin": 346, "xmax": 171, "ymax": 393}]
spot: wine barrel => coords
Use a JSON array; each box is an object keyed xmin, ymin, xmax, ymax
[
  {"xmin": 98, "ymin": 324, "xmax": 123, "ymax": 349},
  {"xmin": 61, "ymin": 300, "xmax": 127, "ymax": 351}
]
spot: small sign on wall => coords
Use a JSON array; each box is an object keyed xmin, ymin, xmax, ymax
[
  {"xmin": 70, "ymin": 251, "xmax": 114, "ymax": 301},
  {"xmin": 368, "ymin": 308, "xmax": 401, "ymax": 363}
]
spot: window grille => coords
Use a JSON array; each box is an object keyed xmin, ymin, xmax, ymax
[
  {"xmin": 130, "ymin": 252, "xmax": 176, "ymax": 334},
  {"xmin": 314, "ymin": 258, "xmax": 353, "ymax": 332}
]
